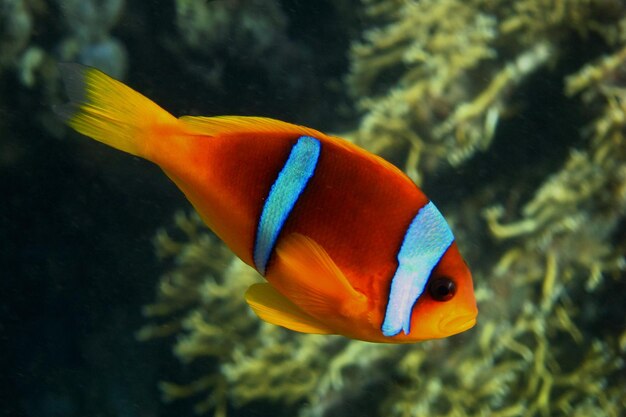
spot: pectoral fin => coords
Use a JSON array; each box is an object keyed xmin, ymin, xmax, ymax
[
  {"xmin": 268, "ymin": 233, "xmax": 368, "ymax": 320},
  {"xmin": 245, "ymin": 283, "xmax": 334, "ymax": 334}
]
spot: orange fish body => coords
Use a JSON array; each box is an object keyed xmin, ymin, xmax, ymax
[{"xmin": 57, "ymin": 64, "xmax": 477, "ymax": 343}]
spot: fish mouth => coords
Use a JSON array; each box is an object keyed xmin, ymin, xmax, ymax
[{"xmin": 440, "ymin": 313, "xmax": 477, "ymax": 335}]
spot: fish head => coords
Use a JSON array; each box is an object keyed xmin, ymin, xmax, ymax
[{"xmin": 403, "ymin": 242, "xmax": 477, "ymax": 341}]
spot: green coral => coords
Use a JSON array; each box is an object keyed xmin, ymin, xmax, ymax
[{"xmin": 138, "ymin": 1, "xmax": 626, "ymax": 416}]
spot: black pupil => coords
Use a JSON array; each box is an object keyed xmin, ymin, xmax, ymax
[{"xmin": 429, "ymin": 277, "xmax": 456, "ymax": 301}]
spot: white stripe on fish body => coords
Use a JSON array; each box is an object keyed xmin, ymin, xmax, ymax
[
  {"xmin": 253, "ymin": 136, "xmax": 321, "ymax": 275},
  {"xmin": 382, "ymin": 201, "xmax": 454, "ymax": 337}
]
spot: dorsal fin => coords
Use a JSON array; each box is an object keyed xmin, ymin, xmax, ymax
[
  {"xmin": 179, "ymin": 115, "xmax": 323, "ymax": 138},
  {"xmin": 180, "ymin": 115, "xmax": 411, "ymax": 184}
]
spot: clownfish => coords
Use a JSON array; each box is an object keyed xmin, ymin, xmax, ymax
[{"xmin": 56, "ymin": 64, "xmax": 477, "ymax": 343}]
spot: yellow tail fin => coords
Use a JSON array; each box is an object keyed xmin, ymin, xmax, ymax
[{"xmin": 56, "ymin": 63, "xmax": 178, "ymax": 159}]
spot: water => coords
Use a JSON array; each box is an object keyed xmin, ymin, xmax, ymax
[{"xmin": 2, "ymin": 1, "xmax": 625, "ymax": 417}]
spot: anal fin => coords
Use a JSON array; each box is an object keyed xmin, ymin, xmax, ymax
[{"xmin": 245, "ymin": 283, "xmax": 334, "ymax": 334}]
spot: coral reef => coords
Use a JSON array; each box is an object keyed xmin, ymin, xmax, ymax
[
  {"xmin": 0, "ymin": 0, "xmax": 33, "ymax": 75},
  {"xmin": 136, "ymin": 211, "xmax": 258, "ymax": 416},
  {"xmin": 347, "ymin": 0, "xmax": 626, "ymax": 183},
  {"xmin": 0, "ymin": 0, "xmax": 127, "ymax": 88},
  {"xmin": 141, "ymin": 191, "xmax": 625, "ymax": 417},
  {"xmin": 170, "ymin": 0, "xmax": 311, "ymax": 95},
  {"xmin": 138, "ymin": 1, "xmax": 626, "ymax": 417},
  {"xmin": 175, "ymin": 0, "xmax": 287, "ymax": 61},
  {"xmin": 55, "ymin": 0, "xmax": 128, "ymax": 79},
  {"xmin": 0, "ymin": 0, "xmax": 51, "ymax": 87}
]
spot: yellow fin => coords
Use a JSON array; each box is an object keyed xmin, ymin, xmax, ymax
[
  {"xmin": 56, "ymin": 63, "xmax": 178, "ymax": 158},
  {"xmin": 269, "ymin": 234, "xmax": 368, "ymax": 320},
  {"xmin": 245, "ymin": 283, "xmax": 334, "ymax": 334},
  {"xmin": 179, "ymin": 115, "xmax": 323, "ymax": 138}
]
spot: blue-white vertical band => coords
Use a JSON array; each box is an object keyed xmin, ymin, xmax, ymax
[
  {"xmin": 254, "ymin": 136, "xmax": 321, "ymax": 275},
  {"xmin": 382, "ymin": 201, "xmax": 454, "ymax": 337}
]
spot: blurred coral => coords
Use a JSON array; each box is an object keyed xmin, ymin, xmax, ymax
[
  {"xmin": 55, "ymin": 0, "xmax": 128, "ymax": 78},
  {"xmin": 0, "ymin": 0, "xmax": 54, "ymax": 87},
  {"xmin": 171, "ymin": 0, "xmax": 309, "ymax": 93},
  {"xmin": 1, "ymin": 0, "xmax": 127, "ymax": 87},
  {"xmin": 175, "ymin": 0, "xmax": 287, "ymax": 59},
  {"xmin": 0, "ymin": 0, "xmax": 33, "ymax": 74},
  {"xmin": 347, "ymin": 0, "xmax": 626, "ymax": 184}
]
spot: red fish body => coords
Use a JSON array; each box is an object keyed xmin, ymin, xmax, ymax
[{"xmin": 57, "ymin": 64, "xmax": 477, "ymax": 343}]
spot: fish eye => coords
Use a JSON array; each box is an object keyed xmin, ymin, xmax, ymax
[{"xmin": 429, "ymin": 277, "xmax": 456, "ymax": 301}]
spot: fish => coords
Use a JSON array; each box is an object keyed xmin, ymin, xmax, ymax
[{"xmin": 56, "ymin": 63, "xmax": 477, "ymax": 343}]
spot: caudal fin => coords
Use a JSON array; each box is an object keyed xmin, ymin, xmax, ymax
[{"xmin": 55, "ymin": 63, "xmax": 178, "ymax": 159}]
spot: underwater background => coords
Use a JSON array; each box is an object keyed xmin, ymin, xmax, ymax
[{"xmin": 1, "ymin": 1, "xmax": 625, "ymax": 417}]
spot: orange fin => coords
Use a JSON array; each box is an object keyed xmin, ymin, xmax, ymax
[
  {"xmin": 245, "ymin": 283, "xmax": 334, "ymax": 334},
  {"xmin": 179, "ymin": 115, "xmax": 323, "ymax": 138},
  {"xmin": 269, "ymin": 234, "xmax": 368, "ymax": 320}
]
